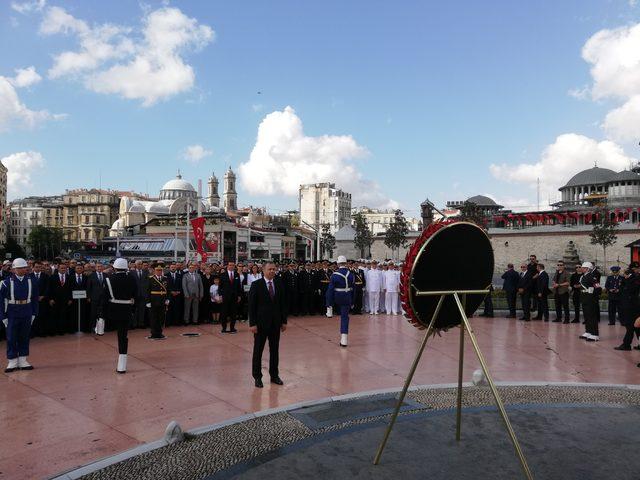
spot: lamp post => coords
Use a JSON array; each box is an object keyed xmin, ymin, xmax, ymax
[{"xmin": 299, "ymin": 219, "xmax": 320, "ymax": 261}]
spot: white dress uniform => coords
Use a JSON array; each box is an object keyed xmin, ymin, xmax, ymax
[
  {"xmin": 362, "ymin": 266, "xmax": 370, "ymax": 313},
  {"xmin": 367, "ymin": 268, "xmax": 382, "ymax": 314},
  {"xmin": 384, "ymin": 269, "xmax": 400, "ymax": 315}
]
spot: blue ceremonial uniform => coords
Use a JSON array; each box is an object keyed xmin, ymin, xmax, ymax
[
  {"xmin": 0, "ymin": 275, "xmax": 39, "ymax": 360},
  {"xmin": 326, "ymin": 267, "xmax": 355, "ymax": 334}
]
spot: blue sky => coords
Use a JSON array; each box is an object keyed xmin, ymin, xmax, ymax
[{"xmin": 2, "ymin": 0, "xmax": 640, "ymax": 217}]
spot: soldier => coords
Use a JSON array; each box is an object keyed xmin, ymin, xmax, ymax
[
  {"xmin": 326, "ymin": 256, "xmax": 355, "ymax": 347},
  {"xmin": 578, "ymin": 262, "xmax": 600, "ymax": 342},
  {"xmin": 297, "ymin": 262, "xmax": 315, "ymax": 315},
  {"xmin": 367, "ymin": 261, "xmax": 382, "ymax": 314},
  {"xmin": 352, "ymin": 261, "xmax": 365, "ymax": 315},
  {"xmin": 605, "ymin": 266, "xmax": 622, "ymax": 325},
  {"xmin": 383, "ymin": 263, "xmax": 400, "ymax": 315},
  {"xmin": 1, "ymin": 258, "xmax": 39, "ymax": 373},
  {"xmin": 316, "ymin": 261, "xmax": 332, "ymax": 314},
  {"xmin": 147, "ymin": 263, "xmax": 169, "ymax": 340},
  {"xmin": 101, "ymin": 258, "xmax": 137, "ymax": 373},
  {"xmin": 283, "ymin": 263, "xmax": 299, "ymax": 316}
]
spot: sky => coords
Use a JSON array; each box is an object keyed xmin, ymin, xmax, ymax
[{"xmin": 2, "ymin": 0, "xmax": 640, "ymax": 218}]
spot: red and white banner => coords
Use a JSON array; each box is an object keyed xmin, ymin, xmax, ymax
[{"xmin": 191, "ymin": 217, "xmax": 207, "ymax": 261}]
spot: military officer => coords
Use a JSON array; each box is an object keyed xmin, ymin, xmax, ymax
[
  {"xmin": 101, "ymin": 258, "xmax": 137, "ymax": 373},
  {"xmin": 146, "ymin": 263, "xmax": 169, "ymax": 340},
  {"xmin": 604, "ymin": 266, "xmax": 622, "ymax": 325},
  {"xmin": 579, "ymin": 262, "xmax": 600, "ymax": 342},
  {"xmin": 317, "ymin": 261, "xmax": 332, "ymax": 314},
  {"xmin": 326, "ymin": 256, "xmax": 355, "ymax": 347},
  {"xmin": 1, "ymin": 258, "xmax": 39, "ymax": 372},
  {"xmin": 352, "ymin": 261, "xmax": 365, "ymax": 314}
]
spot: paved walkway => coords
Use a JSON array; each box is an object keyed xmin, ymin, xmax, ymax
[{"xmin": 1, "ymin": 314, "xmax": 638, "ymax": 480}]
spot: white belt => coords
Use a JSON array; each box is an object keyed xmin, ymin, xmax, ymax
[
  {"xmin": 7, "ymin": 300, "xmax": 29, "ymax": 305},
  {"xmin": 110, "ymin": 299, "xmax": 134, "ymax": 305},
  {"xmin": 335, "ymin": 288, "xmax": 352, "ymax": 292}
]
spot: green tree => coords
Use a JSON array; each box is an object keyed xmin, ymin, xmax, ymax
[
  {"xmin": 320, "ymin": 223, "xmax": 336, "ymax": 259},
  {"xmin": 384, "ymin": 209, "xmax": 409, "ymax": 260},
  {"xmin": 589, "ymin": 207, "xmax": 618, "ymax": 271},
  {"xmin": 353, "ymin": 212, "xmax": 374, "ymax": 259},
  {"xmin": 457, "ymin": 201, "xmax": 487, "ymax": 229},
  {"xmin": 1, "ymin": 235, "xmax": 26, "ymax": 260},
  {"xmin": 27, "ymin": 226, "xmax": 63, "ymax": 259}
]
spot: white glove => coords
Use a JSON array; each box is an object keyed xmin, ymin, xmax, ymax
[
  {"xmin": 31, "ymin": 315, "xmax": 35, "ymax": 325},
  {"xmin": 164, "ymin": 300, "xmax": 170, "ymax": 305},
  {"xmin": 146, "ymin": 303, "xmax": 151, "ymax": 308},
  {"xmin": 2, "ymin": 318, "xmax": 7, "ymax": 328}
]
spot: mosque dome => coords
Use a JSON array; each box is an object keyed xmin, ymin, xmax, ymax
[
  {"xmin": 159, "ymin": 174, "xmax": 197, "ymax": 201},
  {"xmin": 562, "ymin": 167, "xmax": 617, "ymax": 188}
]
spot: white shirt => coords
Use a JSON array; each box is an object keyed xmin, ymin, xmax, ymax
[
  {"xmin": 383, "ymin": 270, "xmax": 399, "ymax": 293},
  {"xmin": 247, "ymin": 273, "xmax": 262, "ymax": 286}
]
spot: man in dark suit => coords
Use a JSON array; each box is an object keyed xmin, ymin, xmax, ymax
[
  {"xmin": 86, "ymin": 263, "xmax": 107, "ymax": 334},
  {"xmin": 165, "ymin": 262, "xmax": 183, "ymax": 326},
  {"xmin": 219, "ymin": 261, "xmax": 242, "ymax": 333},
  {"xmin": 48, "ymin": 263, "xmax": 72, "ymax": 335},
  {"xmin": 501, "ymin": 263, "xmax": 520, "ymax": 318},
  {"xmin": 249, "ymin": 262, "xmax": 287, "ymax": 388},
  {"xmin": 131, "ymin": 260, "xmax": 149, "ymax": 328},
  {"xmin": 282, "ymin": 263, "xmax": 299, "ymax": 316},
  {"xmin": 68, "ymin": 264, "xmax": 90, "ymax": 332},
  {"xmin": 517, "ymin": 263, "xmax": 533, "ymax": 321},
  {"xmin": 534, "ymin": 263, "xmax": 550, "ymax": 321},
  {"xmin": 297, "ymin": 263, "xmax": 315, "ymax": 315},
  {"xmin": 30, "ymin": 261, "xmax": 49, "ymax": 337}
]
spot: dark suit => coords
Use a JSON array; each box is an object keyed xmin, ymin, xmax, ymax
[
  {"xmin": 282, "ymin": 270, "xmax": 299, "ymax": 316},
  {"xmin": 48, "ymin": 272, "xmax": 72, "ymax": 334},
  {"xmin": 69, "ymin": 273, "xmax": 90, "ymax": 332},
  {"xmin": 534, "ymin": 270, "xmax": 550, "ymax": 320},
  {"xmin": 199, "ymin": 273, "xmax": 214, "ymax": 322},
  {"xmin": 501, "ymin": 269, "xmax": 519, "ymax": 317},
  {"xmin": 297, "ymin": 269, "xmax": 315, "ymax": 315},
  {"xmin": 165, "ymin": 271, "xmax": 183, "ymax": 326},
  {"xmin": 219, "ymin": 269, "xmax": 242, "ymax": 331},
  {"xmin": 131, "ymin": 269, "xmax": 149, "ymax": 328},
  {"xmin": 29, "ymin": 272, "xmax": 49, "ymax": 337},
  {"xmin": 86, "ymin": 271, "xmax": 107, "ymax": 331},
  {"xmin": 249, "ymin": 277, "xmax": 287, "ymax": 380},
  {"xmin": 517, "ymin": 270, "xmax": 533, "ymax": 320}
]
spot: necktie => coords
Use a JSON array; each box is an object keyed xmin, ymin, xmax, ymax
[
  {"xmin": 98, "ymin": 273, "xmax": 102, "ymax": 283},
  {"xmin": 61, "ymin": 274, "xmax": 65, "ymax": 285},
  {"xmin": 268, "ymin": 281, "xmax": 274, "ymax": 299},
  {"xmin": 229, "ymin": 271, "xmax": 233, "ymax": 282}
]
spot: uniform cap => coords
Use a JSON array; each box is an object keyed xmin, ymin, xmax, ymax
[
  {"xmin": 114, "ymin": 258, "xmax": 128, "ymax": 270},
  {"xmin": 581, "ymin": 261, "xmax": 593, "ymax": 269},
  {"xmin": 12, "ymin": 258, "xmax": 27, "ymax": 268},
  {"xmin": 337, "ymin": 255, "xmax": 347, "ymax": 264},
  {"xmin": 610, "ymin": 266, "xmax": 621, "ymax": 271}
]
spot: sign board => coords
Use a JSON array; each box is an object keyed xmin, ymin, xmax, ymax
[
  {"xmin": 244, "ymin": 284, "xmax": 251, "ymax": 293},
  {"xmin": 72, "ymin": 290, "xmax": 87, "ymax": 299}
]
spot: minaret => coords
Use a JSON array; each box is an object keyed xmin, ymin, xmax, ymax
[
  {"xmin": 208, "ymin": 172, "xmax": 220, "ymax": 207},
  {"xmin": 223, "ymin": 166, "xmax": 237, "ymax": 211}
]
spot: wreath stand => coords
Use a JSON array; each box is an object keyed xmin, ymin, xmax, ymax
[{"xmin": 372, "ymin": 290, "xmax": 533, "ymax": 480}]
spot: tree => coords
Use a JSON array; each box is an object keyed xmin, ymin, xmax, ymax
[
  {"xmin": 320, "ymin": 223, "xmax": 336, "ymax": 259},
  {"xmin": 27, "ymin": 226, "xmax": 64, "ymax": 259},
  {"xmin": 590, "ymin": 207, "xmax": 618, "ymax": 271},
  {"xmin": 457, "ymin": 201, "xmax": 487, "ymax": 229},
  {"xmin": 1, "ymin": 235, "xmax": 26, "ymax": 260},
  {"xmin": 353, "ymin": 212, "xmax": 374, "ymax": 259},
  {"xmin": 384, "ymin": 209, "xmax": 409, "ymax": 260}
]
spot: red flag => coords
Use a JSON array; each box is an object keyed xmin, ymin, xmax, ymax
[{"xmin": 191, "ymin": 217, "xmax": 206, "ymax": 257}]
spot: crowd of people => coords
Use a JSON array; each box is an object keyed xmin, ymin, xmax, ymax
[{"xmin": 496, "ymin": 254, "xmax": 640, "ymax": 358}]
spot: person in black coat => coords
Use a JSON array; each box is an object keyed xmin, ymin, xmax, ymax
[
  {"xmin": 615, "ymin": 262, "xmax": 640, "ymax": 350},
  {"xmin": 517, "ymin": 263, "xmax": 533, "ymax": 321},
  {"xmin": 48, "ymin": 263, "xmax": 72, "ymax": 335},
  {"xmin": 248, "ymin": 262, "xmax": 287, "ymax": 388},
  {"xmin": 534, "ymin": 263, "xmax": 550, "ymax": 321},
  {"xmin": 86, "ymin": 264, "xmax": 107, "ymax": 333},
  {"xmin": 69, "ymin": 264, "xmax": 90, "ymax": 332},
  {"xmin": 297, "ymin": 264, "xmax": 315, "ymax": 315},
  {"xmin": 30, "ymin": 261, "xmax": 49, "ymax": 337},
  {"xmin": 282, "ymin": 263, "xmax": 299, "ymax": 316},
  {"xmin": 218, "ymin": 261, "xmax": 242, "ymax": 333},
  {"xmin": 501, "ymin": 263, "xmax": 520, "ymax": 318},
  {"xmin": 570, "ymin": 266, "xmax": 582, "ymax": 323},
  {"xmin": 199, "ymin": 265, "xmax": 214, "ymax": 323},
  {"xmin": 165, "ymin": 263, "xmax": 183, "ymax": 326}
]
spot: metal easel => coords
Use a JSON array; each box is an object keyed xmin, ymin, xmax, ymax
[{"xmin": 372, "ymin": 289, "xmax": 533, "ymax": 480}]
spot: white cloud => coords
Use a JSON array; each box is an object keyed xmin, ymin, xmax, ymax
[
  {"xmin": 9, "ymin": 66, "xmax": 42, "ymax": 88},
  {"xmin": 41, "ymin": 6, "xmax": 214, "ymax": 106},
  {"xmin": 581, "ymin": 23, "xmax": 640, "ymax": 101},
  {"xmin": 490, "ymin": 133, "xmax": 637, "ymax": 204},
  {"xmin": 603, "ymin": 95, "xmax": 640, "ymax": 142},
  {"xmin": 1, "ymin": 151, "xmax": 45, "ymax": 197},
  {"xmin": 181, "ymin": 144, "xmax": 212, "ymax": 164},
  {"xmin": 11, "ymin": 0, "xmax": 45, "ymax": 14},
  {"xmin": 0, "ymin": 76, "xmax": 64, "ymax": 132},
  {"xmin": 239, "ymin": 106, "xmax": 397, "ymax": 209}
]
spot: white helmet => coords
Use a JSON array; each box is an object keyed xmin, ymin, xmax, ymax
[
  {"xmin": 114, "ymin": 258, "xmax": 128, "ymax": 270},
  {"xmin": 337, "ymin": 255, "xmax": 347, "ymax": 264},
  {"xmin": 12, "ymin": 258, "xmax": 27, "ymax": 268},
  {"xmin": 581, "ymin": 261, "xmax": 593, "ymax": 269}
]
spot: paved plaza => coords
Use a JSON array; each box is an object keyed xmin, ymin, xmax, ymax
[{"xmin": 1, "ymin": 314, "xmax": 639, "ymax": 480}]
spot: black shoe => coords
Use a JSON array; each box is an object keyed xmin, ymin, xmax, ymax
[
  {"xmin": 4, "ymin": 367, "xmax": 17, "ymax": 373},
  {"xmin": 552, "ymin": 319, "xmax": 562, "ymax": 323},
  {"xmin": 221, "ymin": 329, "xmax": 228, "ymax": 334},
  {"xmin": 270, "ymin": 377, "xmax": 284, "ymax": 385},
  {"xmin": 633, "ymin": 345, "xmax": 640, "ymax": 351},
  {"xmin": 614, "ymin": 345, "xmax": 632, "ymax": 351},
  {"xmin": 230, "ymin": 329, "xmax": 238, "ymax": 334},
  {"xmin": 254, "ymin": 378, "xmax": 263, "ymax": 388},
  {"xmin": 570, "ymin": 319, "xmax": 580, "ymax": 324},
  {"xmin": 608, "ymin": 322, "xmax": 615, "ymax": 326},
  {"xmin": 148, "ymin": 335, "xmax": 167, "ymax": 340}
]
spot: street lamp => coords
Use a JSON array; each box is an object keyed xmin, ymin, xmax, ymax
[{"xmin": 299, "ymin": 219, "xmax": 321, "ymax": 261}]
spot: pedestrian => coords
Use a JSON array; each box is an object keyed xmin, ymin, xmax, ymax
[
  {"xmin": 219, "ymin": 261, "xmax": 242, "ymax": 333},
  {"xmin": 570, "ymin": 266, "xmax": 582, "ymax": 323},
  {"xmin": 2, "ymin": 258, "xmax": 39, "ymax": 373},
  {"xmin": 534, "ymin": 263, "xmax": 550, "ymax": 321},
  {"xmin": 182, "ymin": 262, "xmax": 203, "ymax": 325},
  {"xmin": 209, "ymin": 276, "xmax": 222, "ymax": 323},
  {"xmin": 578, "ymin": 262, "xmax": 600, "ymax": 342}
]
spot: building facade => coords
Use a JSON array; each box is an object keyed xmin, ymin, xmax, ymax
[
  {"xmin": 299, "ymin": 182, "xmax": 352, "ymax": 234},
  {"xmin": 352, "ymin": 207, "xmax": 420, "ymax": 235},
  {"xmin": 0, "ymin": 162, "xmax": 7, "ymax": 246},
  {"xmin": 9, "ymin": 196, "xmax": 63, "ymax": 249},
  {"xmin": 62, "ymin": 189, "xmax": 123, "ymax": 243}
]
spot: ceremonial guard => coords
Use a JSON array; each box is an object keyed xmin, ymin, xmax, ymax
[
  {"xmin": 1, "ymin": 258, "xmax": 39, "ymax": 372},
  {"xmin": 578, "ymin": 262, "xmax": 600, "ymax": 342},
  {"xmin": 317, "ymin": 262, "xmax": 332, "ymax": 314},
  {"xmin": 615, "ymin": 262, "xmax": 640, "ymax": 351},
  {"xmin": 326, "ymin": 256, "xmax": 354, "ymax": 347},
  {"xmin": 146, "ymin": 263, "xmax": 169, "ymax": 340},
  {"xmin": 352, "ymin": 261, "xmax": 365, "ymax": 314},
  {"xmin": 604, "ymin": 266, "xmax": 622, "ymax": 325},
  {"xmin": 101, "ymin": 258, "xmax": 137, "ymax": 373}
]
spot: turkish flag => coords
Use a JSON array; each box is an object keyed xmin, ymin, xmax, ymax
[{"xmin": 191, "ymin": 217, "xmax": 206, "ymax": 257}]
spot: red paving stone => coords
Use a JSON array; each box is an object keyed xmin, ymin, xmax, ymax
[{"xmin": 1, "ymin": 314, "xmax": 638, "ymax": 480}]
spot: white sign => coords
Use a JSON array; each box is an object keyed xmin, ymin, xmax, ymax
[{"xmin": 72, "ymin": 290, "xmax": 87, "ymax": 299}]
